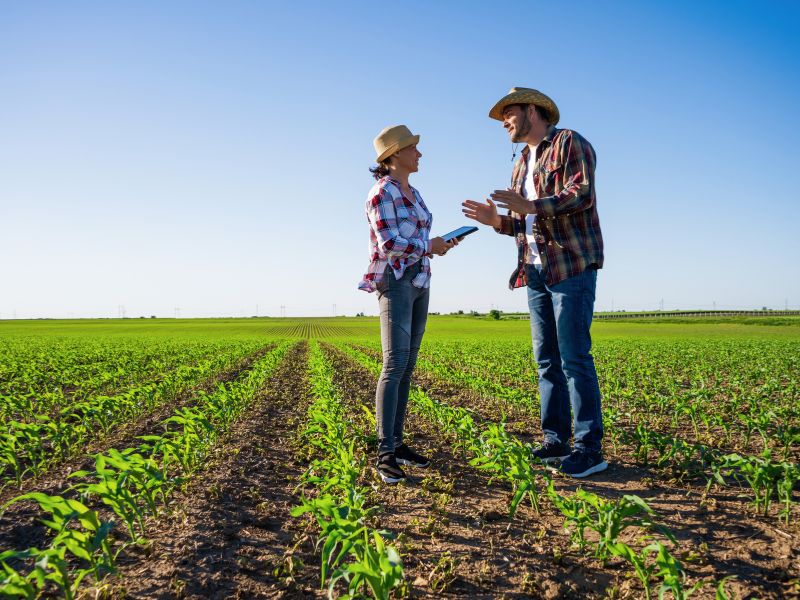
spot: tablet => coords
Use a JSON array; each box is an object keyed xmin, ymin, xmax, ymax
[{"xmin": 441, "ymin": 226, "xmax": 479, "ymax": 242}]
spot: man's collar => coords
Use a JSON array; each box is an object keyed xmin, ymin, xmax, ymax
[
  {"xmin": 519, "ymin": 126, "xmax": 558, "ymax": 157},
  {"xmin": 543, "ymin": 124, "xmax": 558, "ymax": 142}
]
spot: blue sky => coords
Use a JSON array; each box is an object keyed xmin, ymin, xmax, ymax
[{"xmin": 1, "ymin": 0, "xmax": 798, "ymax": 318}]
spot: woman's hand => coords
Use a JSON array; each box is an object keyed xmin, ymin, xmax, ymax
[
  {"xmin": 430, "ymin": 236, "xmax": 457, "ymax": 256},
  {"xmin": 462, "ymin": 198, "xmax": 502, "ymax": 227},
  {"xmin": 490, "ymin": 189, "xmax": 534, "ymax": 215}
]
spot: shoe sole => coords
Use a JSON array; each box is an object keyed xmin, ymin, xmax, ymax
[
  {"xmin": 375, "ymin": 466, "xmax": 406, "ymax": 484},
  {"xmin": 536, "ymin": 454, "xmax": 570, "ymax": 465},
  {"xmin": 396, "ymin": 458, "xmax": 430, "ymax": 468},
  {"xmin": 561, "ymin": 460, "xmax": 608, "ymax": 478}
]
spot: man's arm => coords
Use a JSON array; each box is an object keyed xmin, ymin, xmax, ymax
[
  {"xmin": 462, "ymin": 198, "xmax": 519, "ymax": 236},
  {"xmin": 493, "ymin": 214, "xmax": 516, "ymax": 237}
]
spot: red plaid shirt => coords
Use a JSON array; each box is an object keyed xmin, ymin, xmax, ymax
[
  {"xmin": 495, "ymin": 126, "xmax": 604, "ymax": 288},
  {"xmin": 359, "ymin": 176, "xmax": 432, "ymax": 293}
]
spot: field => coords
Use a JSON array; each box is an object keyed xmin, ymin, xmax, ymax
[{"xmin": 0, "ymin": 316, "xmax": 798, "ymax": 599}]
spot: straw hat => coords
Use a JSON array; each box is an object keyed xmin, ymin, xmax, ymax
[
  {"xmin": 373, "ymin": 125, "xmax": 420, "ymax": 164},
  {"xmin": 488, "ymin": 87, "xmax": 560, "ymax": 125}
]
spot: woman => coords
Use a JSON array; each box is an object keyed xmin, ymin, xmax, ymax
[{"xmin": 358, "ymin": 124, "xmax": 455, "ymax": 484}]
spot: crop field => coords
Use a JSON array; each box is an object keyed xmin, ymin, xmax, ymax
[{"xmin": 0, "ymin": 316, "xmax": 798, "ymax": 599}]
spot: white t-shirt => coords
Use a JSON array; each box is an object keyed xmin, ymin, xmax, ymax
[{"xmin": 523, "ymin": 146, "xmax": 542, "ymax": 265}]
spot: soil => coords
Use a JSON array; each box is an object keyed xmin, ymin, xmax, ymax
[
  {"xmin": 320, "ymin": 344, "xmax": 800, "ymax": 600},
  {"xmin": 105, "ymin": 341, "xmax": 325, "ymax": 599},
  {"xmin": 0, "ymin": 345, "xmax": 275, "ymax": 554},
  {"xmin": 3, "ymin": 340, "xmax": 798, "ymax": 599}
]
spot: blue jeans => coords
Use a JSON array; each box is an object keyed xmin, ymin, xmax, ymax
[
  {"xmin": 375, "ymin": 262, "xmax": 430, "ymax": 455},
  {"xmin": 526, "ymin": 264, "xmax": 603, "ymax": 453}
]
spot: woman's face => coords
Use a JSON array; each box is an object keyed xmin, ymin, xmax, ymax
[{"xmin": 390, "ymin": 144, "xmax": 421, "ymax": 174}]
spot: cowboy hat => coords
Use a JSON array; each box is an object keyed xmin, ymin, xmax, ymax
[
  {"xmin": 488, "ymin": 87, "xmax": 560, "ymax": 125},
  {"xmin": 373, "ymin": 125, "xmax": 420, "ymax": 163}
]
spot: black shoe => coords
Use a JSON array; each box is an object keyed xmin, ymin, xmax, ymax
[
  {"xmin": 531, "ymin": 441, "xmax": 571, "ymax": 465},
  {"xmin": 394, "ymin": 444, "xmax": 430, "ymax": 468},
  {"xmin": 375, "ymin": 453, "xmax": 406, "ymax": 484},
  {"xmin": 558, "ymin": 449, "xmax": 608, "ymax": 478}
]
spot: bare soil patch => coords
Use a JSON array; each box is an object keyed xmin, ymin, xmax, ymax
[{"xmin": 108, "ymin": 341, "xmax": 324, "ymax": 599}]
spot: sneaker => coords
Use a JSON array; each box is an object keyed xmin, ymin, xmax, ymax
[
  {"xmin": 531, "ymin": 441, "xmax": 571, "ymax": 465},
  {"xmin": 558, "ymin": 449, "xmax": 608, "ymax": 478},
  {"xmin": 394, "ymin": 444, "xmax": 430, "ymax": 468},
  {"xmin": 375, "ymin": 453, "xmax": 406, "ymax": 484}
]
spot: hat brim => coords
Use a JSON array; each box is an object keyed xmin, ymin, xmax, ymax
[
  {"xmin": 376, "ymin": 134, "xmax": 420, "ymax": 163},
  {"xmin": 488, "ymin": 93, "xmax": 559, "ymax": 125}
]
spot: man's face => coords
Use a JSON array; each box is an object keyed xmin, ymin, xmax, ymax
[
  {"xmin": 391, "ymin": 144, "xmax": 421, "ymax": 174},
  {"xmin": 502, "ymin": 105, "xmax": 532, "ymax": 143}
]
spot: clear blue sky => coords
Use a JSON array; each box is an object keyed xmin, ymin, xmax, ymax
[{"xmin": 2, "ymin": 0, "xmax": 798, "ymax": 318}]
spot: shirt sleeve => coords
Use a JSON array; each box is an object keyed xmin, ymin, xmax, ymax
[
  {"xmin": 494, "ymin": 215, "xmax": 517, "ymax": 236},
  {"xmin": 533, "ymin": 131, "xmax": 596, "ymax": 218},
  {"xmin": 367, "ymin": 188, "xmax": 431, "ymax": 260}
]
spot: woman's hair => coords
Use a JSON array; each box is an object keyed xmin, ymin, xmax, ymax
[{"xmin": 369, "ymin": 161, "xmax": 391, "ymax": 180}]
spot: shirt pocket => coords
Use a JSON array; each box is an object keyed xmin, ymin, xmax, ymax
[
  {"xmin": 395, "ymin": 206, "xmax": 418, "ymax": 239},
  {"xmin": 542, "ymin": 161, "xmax": 562, "ymax": 195}
]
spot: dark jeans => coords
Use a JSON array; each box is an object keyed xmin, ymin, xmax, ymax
[
  {"xmin": 526, "ymin": 264, "xmax": 604, "ymax": 453},
  {"xmin": 375, "ymin": 262, "xmax": 429, "ymax": 455}
]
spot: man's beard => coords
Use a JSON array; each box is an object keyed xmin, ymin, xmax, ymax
[{"xmin": 511, "ymin": 113, "xmax": 532, "ymax": 143}]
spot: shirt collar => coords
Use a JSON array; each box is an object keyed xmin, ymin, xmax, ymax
[
  {"xmin": 385, "ymin": 175, "xmax": 417, "ymax": 194},
  {"xmin": 520, "ymin": 125, "xmax": 558, "ymax": 158}
]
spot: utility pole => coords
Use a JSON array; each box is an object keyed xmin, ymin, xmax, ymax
[
  {"xmin": 332, "ymin": 304, "xmax": 337, "ymax": 317},
  {"xmin": 659, "ymin": 298, "xmax": 664, "ymax": 311}
]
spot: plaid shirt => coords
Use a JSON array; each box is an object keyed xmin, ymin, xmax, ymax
[
  {"xmin": 496, "ymin": 126, "xmax": 604, "ymax": 288},
  {"xmin": 359, "ymin": 176, "xmax": 432, "ymax": 293}
]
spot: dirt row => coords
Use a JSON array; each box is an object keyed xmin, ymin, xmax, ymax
[
  {"xmin": 322, "ymin": 344, "xmax": 800, "ymax": 599},
  {"xmin": 6, "ymin": 338, "xmax": 794, "ymax": 598},
  {"xmin": 0, "ymin": 344, "xmax": 276, "ymax": 554},
  {"xmin": 107, "ymin": 341, "xmax": 322, "ymax": 599}
]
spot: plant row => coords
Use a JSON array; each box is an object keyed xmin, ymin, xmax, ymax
[
  {"xmin": 393, "ymin": 337, "xmax": 800, "ymax": 458},
  {"xmin": 0, "ymin": 337, "xmax": 250, "ymax": 404},
  {"xmin": 335, "ymin": 343, "xmax": 732, "ymax": 600},
  {"xmin": 0, "ymin": 341, "xmax": 292, "ymax": 599},
  {"xmin": 0, "ymin": 342, "xmax": 267, "ymax": 488},
  {"xmin": 349, "ymin": 340, "xmax": 799, "ymax": 522},
  {"xmin": 291, "ymin": 341, "xmax": 404, "ymax": 599}
]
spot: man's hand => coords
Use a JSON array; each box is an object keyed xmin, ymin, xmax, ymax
[
  {"xmin": 462, "ymin": 198, "xmax": 501, "ymax": 228},
  {"xmin": 430, "ymin": 236, "xmax": 457, "ymax": 256},
  {"xmin": 490, "ymin": 188, "xmax": 534, "ymax": 215}
]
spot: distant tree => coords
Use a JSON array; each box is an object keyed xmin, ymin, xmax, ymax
[
  {"xmin": 457, "ymin": 310, "xmax": 464, "ymax": 315},
  {"xmin": 489, "ymin": 309, "xmax": 501, "ymax": 320},
  {"xmin": 150, "ymin": 315, "xmax": 156, "ymax": 319}
]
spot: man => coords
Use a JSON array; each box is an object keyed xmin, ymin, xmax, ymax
[{"xmin": 462, "ymin": 87, "xmax": 606, "ymax": 478}]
